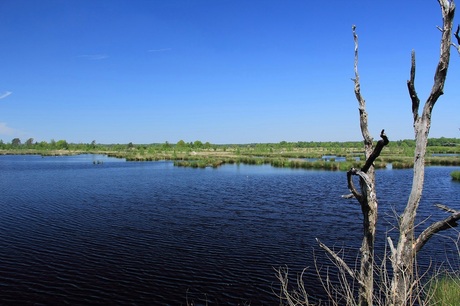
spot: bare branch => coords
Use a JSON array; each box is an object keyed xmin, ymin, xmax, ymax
[
  {"xmin": 347, "ymin": 169, "xmax": 363, "ymax": 201},
  {"xmin": 424, "ymin": 0, "xmax": 455, "ymax": 110},
  {"xmin": 361, "ymin": 129, "xmax": 389, "ymax": 173},
  {"xmin": 316, "ymin": 238, "xmax": 364, "ymax": 287},
  {"xmin": 455, "ymin": 24, "xmax": 460, "ymax": 44},
  {"xmin": 414, "ymin": 207, "xmax": 460, "ymax": 253},
  {"xmin": 387, "ymin": 237, "xmax": 396, "ymax": 260},
  {"xmin": 274, "ymin": 267, "xmax": 312, "ymax": 306},
  {"xmin": 352, "ymin": 25, "xmax": 373, "ymax": 146},
  {"xmin": 349, "ymin": 168, "xmax": 373, "ymax": 189},
  {"xmin": 452, "ymin": 25, "xmax": 460, "ymax": 54},
  {"xmin": 341, "ymin": 193, "xmax": 355, "ymax": 199},
  {"xmin": 407, "ymin": 51, "xmax": 420, "ymax": 123},
  {"xmin": 435, "ymin": 203, "xmax": 458, "ymax": 213}
]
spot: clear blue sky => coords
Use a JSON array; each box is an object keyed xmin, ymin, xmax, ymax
[{"xmin": 0, "ymin": 0, "xmax": 459, "ymax": 144}]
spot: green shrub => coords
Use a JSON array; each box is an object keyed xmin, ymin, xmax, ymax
[
  {"xmin": 450, "ymin": 170, "xmax": 460, "ymax": 181},
  {"xmin": 339, "ymin": 162, "xmax": 354, "ymax": 171},
  {"xmin": 392, "ymin": 161, "xmax": 414, "ymax": 169}
]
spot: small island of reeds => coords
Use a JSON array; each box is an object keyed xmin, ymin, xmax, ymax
[{"xmin": 451, "ymin": 170, "xmax": 460, "ymax": 181}]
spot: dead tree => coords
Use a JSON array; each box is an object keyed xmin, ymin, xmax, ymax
[
  {"xmin": 317, "ymin": 26, "xmax": 389, "ymax": 306},
  {"xmin": 317, "ymin": 1, "xmax": 459, "ymax": 306},
  {"xmin": 346, "ymin": 26, "xmax": 390, "ymax": 306},
  {"xmin": 389, "ymin": 1, "xmax": 459, "ymax": 305}
]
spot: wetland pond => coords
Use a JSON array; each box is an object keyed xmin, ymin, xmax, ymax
[{"xmin": 0, "ymin": 154, "xmax": 459, "ymax": 305}]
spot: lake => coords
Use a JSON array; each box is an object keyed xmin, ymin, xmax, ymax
[{"xmin": 0, "ymin": 154, "xmax": 459, "ymax": 305}]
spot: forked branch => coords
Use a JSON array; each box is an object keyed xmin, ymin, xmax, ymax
[
  {"xmin": 352, "ymin": 25, "xmax": 372, "ymax": 146},
  {"xmin": 346, "ymin": 130, "xmax": 388, "ymax": 202}
]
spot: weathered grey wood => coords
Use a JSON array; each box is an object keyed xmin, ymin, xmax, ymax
[{"xmin": 389, "ymin": 1, "xmax": 456, "ymax": 305}]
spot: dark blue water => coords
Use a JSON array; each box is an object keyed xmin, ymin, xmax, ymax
[{"xmin": 0, "ymin": 155, "xmax": 459, "ymax": 305}]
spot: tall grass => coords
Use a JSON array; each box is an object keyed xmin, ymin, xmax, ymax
[
  {"xmin": 426, "ymin": 272, "xmax": 460, "ymax": 305},
  {"xmin": 277, "ymin": 232, "xmax": 460, "ymax": 306}
]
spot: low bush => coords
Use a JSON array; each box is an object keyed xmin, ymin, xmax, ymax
[{"xmin": 450, "ymin": 170, "xmax": 460, "ymax": 181}]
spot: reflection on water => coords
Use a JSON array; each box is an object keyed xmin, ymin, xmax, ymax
[{"xmin": 0, "ymin": 155, "xmax": 459, "ymax": 305}]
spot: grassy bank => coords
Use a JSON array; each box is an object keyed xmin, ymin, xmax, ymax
[{"xmin": 1, "ymin": 138, "xmax": 459, "ymax": 171}]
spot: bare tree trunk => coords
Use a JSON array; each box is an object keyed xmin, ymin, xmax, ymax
[
  {"xmin": 389, "ymin": 1, "xmax": 456, "ymax": 305},
  {"xmin": 347, "ymin": 26, "xmax": 390, "ymax": 306},
  {"xmin": 352, "ymin": 24, "xmax": 376, "ymax": 306}
]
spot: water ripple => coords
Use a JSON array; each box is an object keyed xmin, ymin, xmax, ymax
[{"xmin": 0, "ymin": 156, "xmax": 459, "ymax": 304}]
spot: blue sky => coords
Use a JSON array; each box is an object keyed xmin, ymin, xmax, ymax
[{"xmin": 0, "ymin": 0, "xmax": 459, "ymax": 144}]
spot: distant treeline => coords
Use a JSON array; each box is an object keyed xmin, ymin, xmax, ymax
[
  {"xmin": 1, "ymin": 137, "xmax": 459, "ymax": 170},
  {"xmin": 1, "ymin": 137, "xmax": 459, "ymax": 152}
]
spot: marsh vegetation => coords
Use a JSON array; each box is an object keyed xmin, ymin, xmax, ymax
[
  {"xmin": 451, "ymin": 170, "xmax": 460, "ymax": 181},
  {"xmin": 1, "ymin": 137, "xmax": 459, "ymax": 171}
]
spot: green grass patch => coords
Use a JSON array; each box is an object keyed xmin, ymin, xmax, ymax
[
  {"xmin": 427, "ymin": 272, "xmax": 460, "ymax": 305},
  {"xmin": 450, "ymin": 170, "xmax": 460, "ymax": 181}
]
